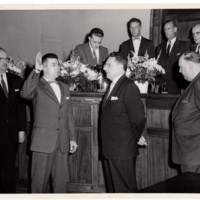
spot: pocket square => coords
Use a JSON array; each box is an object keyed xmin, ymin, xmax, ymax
[
  {"xmin": 14, "ymin": 89, "xmax": 20, "ymax": 92},
  {"xmin": 111, "ymin": 96, "xmax": 118, "ymax": 100},
  {"xmin": 176, "ymin": 53, "xmax": 181, "ymax": 56},
  {"xmin": 66, "ymin": 97, "xmax": 70, "ymax": 100}
]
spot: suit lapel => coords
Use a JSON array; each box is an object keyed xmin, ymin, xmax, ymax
[
  {"xmin": 86, "ymin": 43, "xmax": 96, "ymax": 66},
  {"xmin": 138, "ymin": 37, "xmax": 145, "ymax": 56},
  {"xmin": 58, "ymin": 81, "xmax": 66, "ymax": 106},
  {"xmin": 6, "ymin": 73, "xmax": 13, "ymax": 99},
  {"xmin": 168, "ymin": 39, "xmax": 179, "ymax": 59},
  {"xmin": 40, "ymin": 78, "xmax": 61, "ymax": 105},
  {"xmin": 128, "ymin": 39, "xmax": 135, "ymax": 54},
  {"xmin": 102, "ymin": 75, "xmax": 125, "ymax": 111},
  {"xmin": 172, "ymin": 72, "xmax": 200, "ymax": 119}
]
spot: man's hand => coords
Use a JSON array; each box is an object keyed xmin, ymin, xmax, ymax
[
  {"xmin": 18, "ymin": 131, "xmax": 25, "ymax": 143},
  {"xmin": 69, "ymin": 140, "xmax": 78, "ymax": 153},
  {"xmin": 35, "ymin": 52, "xmax": 44, "ymax": 71},
  {"xmin": 137, "ymin": 136, "xmax": 148, "ymax": 146}
]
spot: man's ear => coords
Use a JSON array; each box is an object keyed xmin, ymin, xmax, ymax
[{"xmin": 174, "ymin": 27, "xmax": 177, "ymax": 33}]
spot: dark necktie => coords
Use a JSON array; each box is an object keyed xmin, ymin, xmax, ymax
[
  {"xmin": 93, "ymin": 50, "xmax": 97, "ymax": 65},
  {"xmin": 166, "ymin": 41, "xmax": 171, "ymax": 58},
  {"xmin": 1, "ymin": 74, "xmax": 8, "ymax": 98}
]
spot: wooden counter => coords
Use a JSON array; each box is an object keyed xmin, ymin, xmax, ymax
[{"xmin": 66, "ymin": 92, "xmax": 180, "ymax": 192}]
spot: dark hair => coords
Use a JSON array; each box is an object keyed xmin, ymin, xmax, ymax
[
  {"xmin": 164, "ymin": 19, "xmax": 178, "ymax": 28},
  {"xmin": 89, "ymin": 28, "xmax": 104, "ymax": 38},
  {"xmin": 42, "ymin": 53, "xmax": 58, "ymax": 64},
  {"xmin": 182, "ymin": 51, "xmax": 200, "ymax": 64},
  {"xmin": 0, "ymin": 47, "xmax": 7, "ymax": 54},
  {"xmin": 109, "ymin": 52, "xmax": 127, "ymax": 71},
  {"xmin": 128, "ymin": 18, "xmax": 142, "ymax": 28}
]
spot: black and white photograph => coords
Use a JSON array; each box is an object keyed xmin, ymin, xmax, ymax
[{"xmin": 0, "ymin": 2, "xmax": 200, "ymax": 199}]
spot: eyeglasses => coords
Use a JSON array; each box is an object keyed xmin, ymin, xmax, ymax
[{"xmin": 0, "ymin": 57, "xmax": 9, "ymax": 61}]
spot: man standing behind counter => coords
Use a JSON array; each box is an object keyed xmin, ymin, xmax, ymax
[
  {"xmin": 156, "ymin": 20, "xmax": 189, "ymax": 94},
  {"xmin": 119, "ymin": 18, "xmax": 155, "ymax": 58},
  {"xmin": 100, "ymin": 52, "xmax": 146, "ymax": 193},
  {"xmin": 20, "ymin": 52, "xmax": 78, "ymax": 193},
  {"xmin": 74, "ymin": 28, "xmax": 109, "ymax": 67}
]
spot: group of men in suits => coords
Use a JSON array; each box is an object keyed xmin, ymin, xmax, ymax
[{"xmin": 0, "ymin": 49, "xmax": 78, "ymax": 193}]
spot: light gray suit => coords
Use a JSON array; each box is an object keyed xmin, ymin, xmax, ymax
[{"xmin": 21, "ymin": 70, "xmax": 76, "ymax": 192}]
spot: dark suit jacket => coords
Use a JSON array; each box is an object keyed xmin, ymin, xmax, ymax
[
  {"xmin": 74, "ymin": 43, "xmax": 109, "ymax": 66},
  {"xmin": 172, "ymin": 72, "xmax": 200, "ymax": 165},
  {"xmin": 119, "ymin": 37, "xmax": 155, "ymax": 58},
  {"xmin": 190, "ymin": 43, "xmax": 198, "ymax": 52},
  {"xmin": 156, "ymin": 39, "xmax": 189, "ymax": 94},
  {"xmin": 20, "ymin": 70, "xmax": 76, "ymax": 153},
  {"xmin": 100, "ymin": 75, "xmax": 146, "ymax": 160},
  {"xmin": 0, "ymin": 73, "xmax": 26, "ymax": 160}
]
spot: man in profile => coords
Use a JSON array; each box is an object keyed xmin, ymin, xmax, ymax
[
  {"xmin": 119, "ymin": 18, "xmax": 155, "ymax": 58},
  {"xmin": 100, "ymin": 52, "xmax": 146, "ymax": 192},
  {"xmin": 172, "ymin": 51, "xmax": 200, "ymax": 173},
  {"xmin": 74, "ymin": 28, "xmax": 109, "ymax": 67}
]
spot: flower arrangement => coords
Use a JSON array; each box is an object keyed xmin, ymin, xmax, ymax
[
  {"xmin": 7, "ymin": 56, "xmax": 26, "ymax": 76},
  {"xmin": 126, "ymin": 51, "xmax": 165, "ymax": 84},
  {"xmin": 58, "ymin": 55, "xmax": 100, "ymax": 92}
]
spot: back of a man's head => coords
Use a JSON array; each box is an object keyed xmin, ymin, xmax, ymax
[
  {"xmin": 89, "ymin": 28, "xmax": 104, "ymax": 38},
  {"xmin": 182, "ymin": 51, "xmax": 200, "ymax": 64},
  {"xmin": 42, "ymin": 53, "xmax": 58, "ymax": 64}
]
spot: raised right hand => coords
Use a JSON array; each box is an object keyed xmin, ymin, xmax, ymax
[{"xmin": 35, "ymin": 52, "xmax": 44, "ymax": 71}]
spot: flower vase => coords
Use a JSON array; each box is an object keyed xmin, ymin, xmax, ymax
[{"xmin": 134, "ymin": 80, "xmax": 149, "ymax": 93}]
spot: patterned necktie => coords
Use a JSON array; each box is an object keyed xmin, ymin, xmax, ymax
[
  {"xmin": 166, "ymin": 41, "xmax": 171, "ymax": 58},
  {"xmin": 93, "ymin": 50, "xmax": 97, "ymax": 65},
  {"xmin": 1, "ymin": 74, "xmax": 8, "ymax": 98}
]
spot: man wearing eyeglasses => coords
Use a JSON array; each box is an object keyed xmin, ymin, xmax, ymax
[
  {"xmin": 119, "ymin": 18, "xmax": 155, "ymax": 58},
  {"xmin": 0, "ymin": 48, "xmax": 26, "ymax": 193}
]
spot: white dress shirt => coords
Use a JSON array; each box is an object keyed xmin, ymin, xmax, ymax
[
  {"xmin": 89, "ymin": 43, "xmax": 99, "ymax": 64},
  {"xmin": 43, "ymin": 77, "xmax": 61, "ymax": 103},
  {"xmin": 166, "ymin": 37, "xmax": 176, "ymax": 54},
  {"xmin": 132, "ymin": 35, "xmax": 142, "ymax": 56},
  {"xmin": 0, "ymin": 73, "xmax": 8, "ymax": 91},
  {"xmin": 107, "ymin": 74, "xmax": 124, "ymax": 98}
]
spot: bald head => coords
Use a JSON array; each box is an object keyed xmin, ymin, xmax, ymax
[
  {"xmin": 179, "ymin": 51, "xmax": 200, "ymax": 81},
  {"xmin": 192, "ymin": 24, "xmax": 200, "ymax": 44}
]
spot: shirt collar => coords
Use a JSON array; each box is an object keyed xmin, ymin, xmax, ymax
[
  {"xmin": 111, "ymin": 73, "xmax": 124, "ymax": 86},
  {"xmin": 167, "ymin": 37, "xmax": 176, "ymax": 46},
  {"xmin": 132, "ymin": 35, "xmax": 142, "ymax": 41},
  {"xmin": 89, "ymin": 42, "xmax": 99, "ymax": 53}
]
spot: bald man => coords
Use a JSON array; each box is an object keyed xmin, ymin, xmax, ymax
[
  {"xmin": 172, "ymin": 51, "xmax": 200, "ymax": 173},
  {"xmin": 191, "ymin": 24, "xmax": 200, "ymax": 54}
]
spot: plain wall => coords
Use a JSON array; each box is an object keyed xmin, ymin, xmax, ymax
[{"xmin": 0, "ymin": 10, "xmax": 151, "ymax": 65}]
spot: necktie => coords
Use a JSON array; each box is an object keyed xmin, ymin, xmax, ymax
[
  {"xmin": 196, "ymin": 45, "xmax": 200, "ymax": 54},
  {"xmin": 1, "ymin": 74, "xmax": 8, "ymax": 98},
  {"xmin": 93, "ymin": 50, "xmax": 97, "ymax": 64},
  {"xmin": 106, "ymin": 82, "xmax": 114, "ymax": 99},
  {"xmin": 166, "ymin": 41, "xmax": 171, "ymax": 58}
]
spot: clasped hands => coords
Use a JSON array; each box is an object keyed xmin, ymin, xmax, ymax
[{"xmin": 137, "ymin": 136, "xmax": 148, "ymax": 146}]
